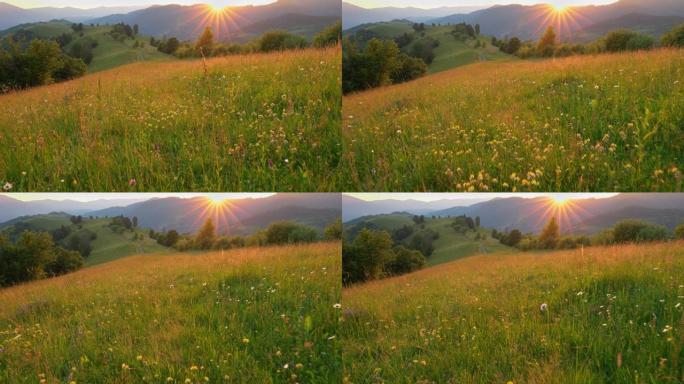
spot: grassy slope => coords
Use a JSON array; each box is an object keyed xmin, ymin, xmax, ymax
[
  {"xmin": 1, "ymin": 21, "xmax": 172, "ymax": 72},
  {"xmin": 0, "ymin": 214, "xmax": 169, "ymax": 266},
  {"xmin": 67, "ymin": 27, "xmax": 171, "ymax": 73},
  {"xmin": 345, "ymin": 214, "xmax": 511, "ymax": 266},
  {"xmin": 346, "ymin": 21, "xmax": 512, "ymax": 73},
  {"xmin": 0, "ymin": 242, "xmax": 341, "ymax": 383},
  {"xmin": 342, "ymin": 49, "xmax": 684, "ymax": 192},
  {"xmin": 343, "ymin": 241, "xmax": 684, "ymax": 383},
  {"xmin": 0, "ymin": 47, "xmax": 341, "ymax": 191}
]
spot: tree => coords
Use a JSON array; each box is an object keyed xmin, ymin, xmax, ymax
[
  {"xmin": 392, "ymin": 53, "xmax": 427, "ymax": 83},
  {"xmin": 675, "ymin": 222, "xmax": 684, "ymax": 239},
  {"xmin": 613, "ymin": 220, "xmax": 648, "ymax": 243},
  {"xmin": 475, "ymin": 216, "xmax": 481, "ymax": 227},
  {"xmin": 259, "ymin": 30, "xmax": 308, "ymax": 52},
  {"xmin": 538, "ymin": 217, "xmax": 559, "ymax": 249},
  {"xmin": 342, "ymin": 229, "xmax": 394, "ymax": 284},
  {"xmin": 132, "ymin": 216, "xmax": 138, "ymax": 228},
  {"xmin": 537, "ymin": 26, "xmax": 556, "ymax": 57},
  {"xmin": 133, "ymin": 24, "xmax": 139, "ymax": 35},
  {"xmin": 387, "ymin": 245, "xmax": 425, "ymax": 275},
  {"xmin": 195, "ymin": 26, "xmax": 214, "ymax": 56},
  {"xmin": 604, "ymin": 29, "xmax": 652, "ymax": 52},
  {"xmin": 324, "ymin": 219, "xmax": 343, "ymax": 240},
  {"xmin": 475, "ymin": 24, "xmax": 480, "ymax": 35},
  {"xmin": 313, "ymin": 21, "xmax": 341, "ymax": 48},
  {"xmin": 289, "ymin": 226, "xmax": 319, "ymax": 243},
  {"xmin": 662, "ymin": 22, "xmax": 684, "ymax": 47},
  {"xmin": 195, "ymin": 218, "xmax": 216, "ymax": 249}
]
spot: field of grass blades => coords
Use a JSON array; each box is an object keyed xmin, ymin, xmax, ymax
[
  {"xmin": 0, "ymin": 47, "xmax": 341, "ymax": 192},
  {"xmin": 0, "ymin": 242, "xmax": 341, "ymax": 383},
  {"xmin": 342, "ymin": 49, "xmax": 684, "ymax": 192},
  {"xmin": 342, "ymin": 241, "xmax": 684, "ymax": 383}
]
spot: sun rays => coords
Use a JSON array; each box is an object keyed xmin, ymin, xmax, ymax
[
  {"xmin": 530, "ymin": 3, "xmax": 591, "ymax": 42},
  {"xmin": 186, "ymin": 4, "xmax": 249, "ymax": 41}
]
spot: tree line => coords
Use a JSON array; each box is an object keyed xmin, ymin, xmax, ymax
[
  {"xmin": 493, "ymin": 218, "xmax": 684, "ymax": 251},
  {"xmin": 151, "ymin": 21, "xmax": 341, "ymax": 58},
  {"xmin": 150, "ymin": 218, "xmax": 342, "ymax": 251},
  {"xmin": 493, "ymin": 22, "xmax": 684, "ymax": 59}
]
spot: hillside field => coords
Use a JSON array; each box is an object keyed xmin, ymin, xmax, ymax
[
  {"xmin": 0, "ymin": 242, "xmax": 341, "ymax": 383},
  {"xmin": 342, "ymin": 241, "xmax": 684, "ymax": 383},
  {"xmin": 345, "ymin": 21, "xmax": 513, "ymax": 73},
  {"xmin": 342, "ymin": 48, "xmax": 684, "ymax": 192},
  {"xmin": 0, "ymin": 47, "xmax": 341, "ymax": 191},
  {"xmin": 1, "ymin": 21, "xmax": 172, "ymax": 72},
  {"xmin": 0, "ymin": 213, "xmax": 169, "ymax": 266},
  {"xmin": 344, "ymin": 214, "xmax": 511, "ymax": 266}
]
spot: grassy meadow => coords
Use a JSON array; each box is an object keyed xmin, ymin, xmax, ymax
[
  {"xmin": 344, "ymin": 213, "xmax": 512, "ymax": 266},
  {"xmin": 342, "ymin": 241, "xmax": 684, "ymax": 383},
  {"xmin": 0, "ymin": 47, "xmax": 341, "ymax": 191},
  {"xmin": 0, "ymin": 242, "xmax": 341, "ymax": 383},
  {"xmin": 0, "ymin": 213, "xmax": 169, "ymax": 266},
  {"xmin": 342, "ymin": 49, "xmax": 684, "ymax": 192},
  {"xmin": 345, "ymin": 21, "xmax": 513, "ymax": 73}
]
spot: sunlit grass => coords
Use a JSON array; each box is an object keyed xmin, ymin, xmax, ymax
[
  {"xmin": 342, "ymin": 49, "xmax": 684, "ymax": 192},
  {"xmin": 0, "ymin": 242, "xmax": 341, "ymax": 383},
  {"xmin": 0, "ymin": 47, "xmax": 342, "ymax": 192},
  {"xmin": 342, "ymin": 241, "xmax": 684, "ymax": 382}
]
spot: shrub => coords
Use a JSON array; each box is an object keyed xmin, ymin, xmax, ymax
[
  {"xmin": 324, "ymin": 219, "xmax": 342, "ymax": 240},
  {"xmin": 259, "ymin": 30, "xmax": 307, "ymax": 52},
  {"xmin": 661, "ymin": 22, "xmax": 684, "ymax": 47},
  {"xmin": 313, "ymin": 22, "xmax": 341, "ymax": 48}
]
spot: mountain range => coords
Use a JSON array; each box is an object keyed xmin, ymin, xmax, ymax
[
  {"xmin": 0, "ymin": 0, "xmax": 340, "ymax": 41},
  {"xmin": 344, "ymin": 0, "xmax": 684, "ymax": 41},
  {"xmin": 342, "ymin": 2, "xmax": 483, "ymax": 29},
  {"xmin": 344, "ymin": 194, "xmax": 684, "ymax": 234},
  {"xmin": 0, "ymin": 194, "xmax": 341, "ymax": 235},
  {"xmin": 0, "ymin": 2, "xmax": 144, "ymax": 30}
]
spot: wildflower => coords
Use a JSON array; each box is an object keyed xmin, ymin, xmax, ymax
[
  {"xmin": 166, "ymin": 378, "xmax": 174, "ymax": 383},
  {"xmin": 190, "ymin": 365, "xmax": 199, "ymax": 371},
  {"xmin": 121, "ymin": 363, "xmax": 129, "ymax": 370},
  {"xmin": 2, "ymin": 182, "xmax": 12, "ymax": 191},
  {"xmin": 540, "ymin": 303, "xmax": 548, "ymax": 312},
  {"xmin": 333, "ymin": 303, "xmax": 342, "ymax": 309},
  {"xmin": 242, "ymin": 338, "xmax": 250, "ymax": 344},
  {"xmin": 295, "ymin": 363, "xmax": 303, "ymax": 369},
  {"xmin": 136, "ymin": 355, "xmax": 143, "ymax": 361},
  {"xmin": 129, "ymin": 178, "xmax": 137, "ymax": 187},
  {"xmin": 283, "ymin": 363, "xmax": 289, "ymax": 369}
]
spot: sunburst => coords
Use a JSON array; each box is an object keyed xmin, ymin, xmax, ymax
[{"xmin": 529, "ymin": 3, "xmax": 591, "ymax": 42}]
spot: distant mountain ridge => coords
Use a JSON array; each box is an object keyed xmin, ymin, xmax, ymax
[
  {"xmin": 88, "ymin": 0, "xmax": 341, "ymax": 41},
  {"xmin": 342, "ymin": 2, "xmax": 484, "ymax": 29},
  {"xmin": 0, "ymin": 194, "xmax": 341, "ymax": 236},
  {"xmin": 344, "ymin": 194, "xmax": 684, "ymax": 234},
  {"xmin": 0, "ymin": 2, "xmax": 145, "ymax": 30},
  {"xmin": 429, "ymin": 0, "xmax": 684, "ymax": 41}
]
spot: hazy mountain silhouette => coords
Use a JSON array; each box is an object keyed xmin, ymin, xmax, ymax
[{"xmin": 0, "ymin": 2, "xmax": 144, "ymax": 30}]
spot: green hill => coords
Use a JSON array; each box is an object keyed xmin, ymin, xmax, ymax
[
  {"xmin": 345, "ymin": 20, "xmax": 514, "ymax": 73},
  {"xmin": 0, "ymin": 213, "xmax": 169, "ymax": 266},
  {"xmin": 344, "ymin": 213, "xmax": 512, "ymax": 266},
  {"xmin": 1, "ymin": 20, "xmax": 173, "ymax": 72}
]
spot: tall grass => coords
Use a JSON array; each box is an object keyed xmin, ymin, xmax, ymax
[
  {"xmin": 0, "ymin": 47, "xmax": 341, "ymax": 192},
  {"xmin": 342, "ymin": 49, "xmax": 684, "ymax": 191},
  {"xmin": 342, "ymin": 241, "xmax": 684, "ymax": 383},
  {"xmin": 0, "ymin": 242, "xmax": 341, "ymax": 383}
]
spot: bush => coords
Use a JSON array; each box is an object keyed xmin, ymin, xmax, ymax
[
  {"xmin": 636, "ymin": 225, "xmax": 669, "ymax": 242},
  {"xmin": 662, "ymin": 22, "xmax": 684, "ymax": 47},
  {"xmin": 613, "ymin": 220, "xmax": 649, "ymax": 243},
  {"xmin": 387, "ymin": 245, "xmax": 425, "ymax": 275},
  {"xmin": 675, "ymin": 223, "xmax": 684, "ymax": 240},
  {"xmin": 313, "ymin": 21, "xmax": 341, "ymax": 48},
  {"xmin": 324, "ymin": 219, "xmax": 342, "ymax": 240},
  {"xmin": 604, "ymin": 30, "xmax": 653, "ymax": 52},
  {"xmin": 342, "ymin": 229, "xmax": 394, "ymax": 284},
  {"xmin": 289, "ymin": 226, "xmax": 319, "ymax": 243},
  {"xmin": 259, "ymin": 30, "xmax": 308, "ymax": 52}
]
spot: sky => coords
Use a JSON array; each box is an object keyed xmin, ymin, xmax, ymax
[
  {"xmin": 3, "ymin": 193, "xmax": 275, "ymax": 202},
  {"xmin": 346, "ymin": 193, "xmax": 618, "ymax": 203},
  {"xmin": 5, "ymin": 0, "xmax": 274, "ymax": 9},
  {"xmin": 346, "ymin": 0, "xmax": 617, "ymax": 9}
]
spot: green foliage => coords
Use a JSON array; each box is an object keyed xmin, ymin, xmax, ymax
[
  {"xmin": 538, "ymin": 217, "xmax": 559, "ymax": 249},
  {"xmin": 313, "ymin": 21, "xmax": 341, "ymax": 48},
  {"xmin": 324, "ymin": 219, "xmax": 343, "ymax": 241},
  {"xmin": 675, "ymin": 222, "xmax": 684, "ymax": 240},
  {"xmin": 635, "ymin": 224, "xmax": 669, "ymax": 242},
  {"xmin": 0, "ymin": 231, "xmax": 83, "ymax": 287},
  {"xmin": 0, "ymin": 37, "xmax": 86, "ymax": 91},
  {"xmin": 613, "ymin": 220, "xmax": 649, "ymax": 243},
  {"xmin": 342, "ymin": 229, "xmax": 394, "ymax": 284},
  {"xmin": 195, "ymin": 219, "xmax": 216, "ymax": 250},
  {"xmin": 157, "ymin": 37, "xmax": 180, "ymax": 54},
  {"xmin": 288, "ymin": 226, "xmax": 319, "ymax": 243},
  {"xmin": 604, "ymin": 29, "xmax": 654, "ymax": 52},
  {"xmin": 259, "ymin": 30, "xmax": 308, "ymax": 52},
  {"xmin": 343, "ymin": 37, "xmax": 407, "ymax": 93},
  {"xmin": 537, "ymin": 26, "xmax": 557, "ymax": 57},
  {"xmin": 661, "ymin": 22, "xmax": 684, "ymax": 47},
  {"xmin": 195, "ymin": 26, "xmax": 214, "ymax": 55},
  {"xmin": 386, "ymin": 245, "xmax": 426, "ymax": 275}
]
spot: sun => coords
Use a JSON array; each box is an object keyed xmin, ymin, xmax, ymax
[
  {"xmin": 206, "ymin": 2, "xmax": 227, "ymax": 12},
  {"xmin": 550, "ymin": 195, "xmax": 570, "ymax": 206},
  {"xmin": 206, "ymin": 195, "xmax": 227, "ymax": 206},
  {"xmin": 550, "ymin": 3, "xmax": 568, "ymax": 13}
]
